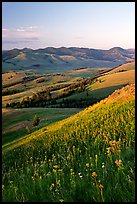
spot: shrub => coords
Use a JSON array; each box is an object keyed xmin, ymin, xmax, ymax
[{"xmin": 32, "ymin": 115, "xmax": 40, "ymax": 127}]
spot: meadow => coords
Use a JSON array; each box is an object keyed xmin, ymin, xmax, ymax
[
  {"xmin": 2, "ymin": 107, "xmax": 81, "ymax": 146},
  {"xmin": 2, "ymin": 84, "xmax": 135, "ymax": 202}
]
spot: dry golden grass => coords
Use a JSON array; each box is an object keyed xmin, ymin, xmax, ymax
[
  {"xmin": 89, "ymin": 69, "xmax": 135, "ymax": 91},
  {"xmin": 2, "ymin": 90, "xmax": 32, "ymax": 105},
  {"xmin": 60, "ymin": 55, "xmax": 77, "ymax": 60},
  {"xmin": 68, "ymin": 67, "xmax": 109, "ymax": 75},
  {"xmin": 103, "ymin": 83, "xmax": 135, "ymax": 104},
  {"xmin": 2, "ymin": 108, "xmax": 10, "ymax": 114},
  {"xmin": 14, "ymin": 52, "xmax": 27, "ymax": 60},
  {"xmin": 2, "ymin": 72, "xmax": 26, "ymax": 86},
  {"xmin": 108, "ymin": 62, "xmax": 135, "ymax": 74}
]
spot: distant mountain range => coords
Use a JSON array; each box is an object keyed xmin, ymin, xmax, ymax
[{"xmin": 2, "ymin": 47, "xmax": 135, "ymax": 73}]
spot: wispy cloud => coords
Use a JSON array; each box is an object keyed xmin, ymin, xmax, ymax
[
  {"xmin": 3, "ymin": 38, "xmax": 39, "ymax": 44},
  {"xmin": 2, "ymin": 26, "xmax": 45, "ymax": 49},
  {"xmin": 2, "ymin": 26, "xmax": 41, "ymax": 41}
]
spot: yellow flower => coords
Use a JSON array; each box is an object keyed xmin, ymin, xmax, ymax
[
  {"xmin": 72, "ymin": 145, "xmax": 75, "ymax": 151},
  {"xmin": 99, "ymin": 184, "xmax": 104, "ymax": 189},
  {"xmin": 92, "ymin": 172, "xmax": 97, "ymax": 178},
  {"xmin": 86, "ymin": 163, "xmax": 89, "ymax": 167},
  {"xmin": 50, "ymin": 183, "xmax": 55, "ymax": 191},
  {"xmin": 56, "ymin": 179, "xmax": 60, "ymax": 185}
]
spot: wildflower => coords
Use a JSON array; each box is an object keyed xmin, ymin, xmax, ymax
[
  {"xmin": 119, "ymin": 159, "xmax": 122, "ymax": 164},
  {"xmin": 56, "ymin": 179, "xmax": 60, "ymax": 185},
  {"xmin": 92, "ymin": 172, "xmax": 97, "ymax": 178},
  {"xmin": 53, "ymin": 165, "xmax": 59, "ymax": 169},
  {"xmin": 86, "ymin": 163, "xmax": 89, "ymax": 168},
  {"xmin": 31, "ymin": 176, "xmax": 34, "ymax": 181},
  {"xmin": 99, "ymin": 184, "xmax": 104, "ymax": 189},
  {"xmin": 106, "ymin": 147, "xmax": 111, "ymax": 154},
  {"xmin": 78, "ymin": 172, "xmax": 83, "ymax": 178},
  {"xmin": 72, "ymin": 145, "xmax": 75, "ymax": 151},
  {"xmin": 115, "ymin": 159, "xmax": 123, "ymax": 169},
  {"xmin": 109, "ymin": 140, "xmax": 121, "ymax": 154},
  {"xmin": 50, "ymin": 183, "xmax": 55, "ymax": 191},
  {"xmin": 59, "ymin": 199, "xmax": 64, "ymax": 202},
  {"xmin": 115, "ymin": 160, "xmax": 119, "ymax": 165},
  {"xmin": 9, "ymin": 181, "xmax": 13, "ymax": 184},
  {"xmin": 67, "ymin": 155, "xmax": 70, "ymax": 161},
  {"xmin": 102, "ymin": 162, "xmax": 105, "ymax": 168}
]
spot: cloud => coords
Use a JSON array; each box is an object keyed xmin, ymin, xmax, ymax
[
  {"xmin": 2, "ymin": 26, "xmax": 47, "ymax": 49},
  {"xmin": 2, "ymin": 26, "xmax": 41, "ymax": 41},
  {"xmin": 2, "ymin": 28, "xmax": 9, "ymax": 31},
  {"xmin": 3, "ymin": 37, "xmax": 39, "ymax": 44},
  {"xmin": 16, "ymin": 28, "xmax": 26, "ymax": 32}
]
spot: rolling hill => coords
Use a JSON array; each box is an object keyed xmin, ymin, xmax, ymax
[
  {"xmin": 52, "ymin": 61, "xmax": 135, "ymax": 107},
  {"xmin": 2, "ymin": 84, "xmax": 135, "ymax": 202},
  {"xmin": 2, "ymin": 47, "xmax": 135, "ymax": 73},
  {"xmin": 2, "ymin": 62, "xmax": 135, "ymax": 107}
]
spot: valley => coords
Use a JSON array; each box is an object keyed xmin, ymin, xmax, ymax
[
  {"xmin": 2, "ymin": 47, "xmax": 135, "ymax": 202},
  {"xmin": 2, "ymin": 61, "xmax": 135, "ymax": 145}
]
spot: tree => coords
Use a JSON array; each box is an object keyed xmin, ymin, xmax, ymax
[{"xmin": 32, "ymin": 115, "xmax": 40, "ymax": 127}]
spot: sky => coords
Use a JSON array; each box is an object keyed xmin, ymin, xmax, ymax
[{"xmin": 2, "ymin": 2, "xmax": 135, "ymax": 50}]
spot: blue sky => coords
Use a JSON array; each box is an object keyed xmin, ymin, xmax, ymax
[{"xmin": 2, "ymin": 2, "xmax": 135, "ymax": 50}]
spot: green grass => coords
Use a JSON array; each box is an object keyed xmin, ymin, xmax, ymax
[
  {"xmin": 67, "ymin": 67, "xmax": 109, "ymax": 78},
  {"xmin": 2, "ymin": 84, "xmax": 135, "ymax": 202},
  {"xmin": 2, "ymin": 107, "xmax": 81, "ymax": 145}
]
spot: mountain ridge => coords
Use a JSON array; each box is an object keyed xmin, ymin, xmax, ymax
[{"xmin": 2, "ymin": 46, "xmax": 135, "ymax": 73}]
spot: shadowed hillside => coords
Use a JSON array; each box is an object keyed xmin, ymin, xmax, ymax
[{"xmin": 2, "ymin": 47, "xmax": 135, "ymax": 73}]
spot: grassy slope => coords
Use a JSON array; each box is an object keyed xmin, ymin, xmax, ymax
[
  {"xmin": 2, "ymin": 107, "xmax": 82, "ymax": 146},
  {"xmin": 54, "ymin": 62, "xmax": 135, "ymax": 103},
  {"xmin": 2, "ymin": 84, "xmax": 135, "ymax": 202},
  {"xmin": 108, "ymin": 61, "xmax": 135, "ymax": 73},
  {"xmin": 67, "ymin": 67, "xmax": 110, "ymax": 78}
]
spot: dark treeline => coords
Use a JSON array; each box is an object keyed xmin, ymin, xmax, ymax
[
  {"xmin": 5, "ymin": 68, "xmax": 114, "ymax": 109},
  {"xmin": 5, "ymin": 78, "xmax": 94, "ymax": 108}
]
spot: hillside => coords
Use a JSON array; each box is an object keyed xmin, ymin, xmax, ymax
[
  {"xmin": 53, "ymin": 61, "xmax": 135, "ymax": 107},
  {"xmin": 2, "ymin": 47, "xmax": 135, "ymax": 73},
  {"xmin": 2, "ymin": 62, "xmax": 135, "ymax": 109},
  {"xmin": 2, "ymin": 107, "xmax": 81, "ymax": 145},
  {"xmin": 2, "ymin": 84, "xmax": 135, "ymax": 202}
]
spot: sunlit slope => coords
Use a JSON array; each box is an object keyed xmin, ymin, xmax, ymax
[
  {"xmin": 87, "ymin": 62, "xmax": 135, "ymax": 100},
  {"xmin": 3, "ymin": 84, "xmax": 135, "ymax": 153},
  {"xmin": 2, "ymin": 84, "xmax": 135, "ymax": 202},
  {"xmin": 108, "ymin": 61, "xmax": 135, "ymax": 73}
]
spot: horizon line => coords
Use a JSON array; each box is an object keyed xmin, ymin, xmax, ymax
[{"xmin": 2, "ymin": 46, "xmax": 135, "ymax": 51}]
